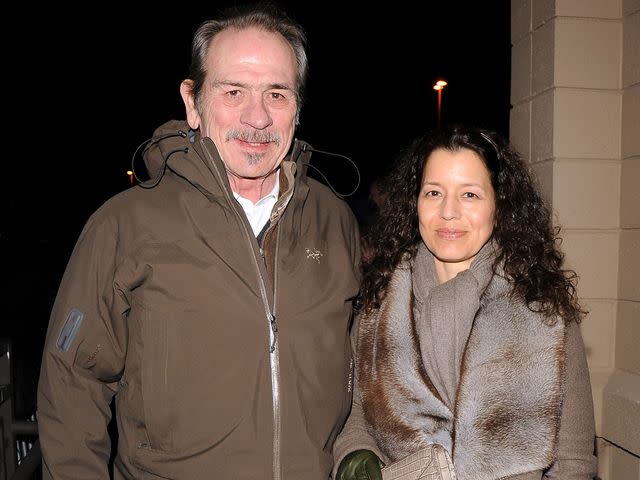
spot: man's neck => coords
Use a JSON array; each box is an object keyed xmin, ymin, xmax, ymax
[{"xmin": 228, "ymin": 170, "xmax": 279, "ymax": 204}]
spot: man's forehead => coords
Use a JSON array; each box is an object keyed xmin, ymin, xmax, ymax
[
  {"xmin": 205, "ymin": 28, "xmax": 297, "ymax": 89},
  {"xmin": 208, "ymin": 27, "xmax": 294, "ymax": 63}
]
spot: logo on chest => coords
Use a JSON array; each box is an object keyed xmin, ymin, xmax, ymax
[{"xmin": 305, "ymin": 247, "xmax": 324, "ymax": 264}]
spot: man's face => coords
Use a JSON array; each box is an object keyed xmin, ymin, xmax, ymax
[{"xmin": 182, "ymin": 27, "xmax": 298, "ymax": 182}]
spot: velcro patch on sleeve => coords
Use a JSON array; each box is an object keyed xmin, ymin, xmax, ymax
[{"xmin": 56, "ymin": 308, "xmax": 84, "ymax": 352}]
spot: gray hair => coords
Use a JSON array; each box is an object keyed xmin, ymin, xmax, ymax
[{"xmin": 187, "ymin": 3, "xmax": 308, "ymax": 117}]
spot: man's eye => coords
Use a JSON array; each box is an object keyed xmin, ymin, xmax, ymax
[
  {"xmin": 267, "ymin": 92, "xmax": 290, "ymax": 102},
  {"xmin": 227, "ymin": 90, "xmax": 241, "ymax": 97}
]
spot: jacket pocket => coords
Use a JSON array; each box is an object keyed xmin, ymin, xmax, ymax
[
  {"xmin": 138, "ymin": 300, "xmax": 255, "ymax": 453},
  {"xmin": 141, "ymin": 306, "xmax": 170, "ymax": 450},
  {"xmin": 133, "ymin": 441, "xmax": 229, "ymax": 479}
]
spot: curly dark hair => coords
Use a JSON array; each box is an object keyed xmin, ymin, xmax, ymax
[{"xmin": 358, "ymin": 125, "xmax": 585, "ymax": 324}]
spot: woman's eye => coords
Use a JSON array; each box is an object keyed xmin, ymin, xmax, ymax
[
  {"xmin": 462, "ymin": 192, "xmax": 478, "ymax": 198},
  {"xmin": 424, "ymin": 190, "xmax": 440, "ymax": 197}
]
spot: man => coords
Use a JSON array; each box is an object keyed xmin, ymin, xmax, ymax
[{"xmin": 37, "ymin": 5, "xmax": 360, "ymax": 479}]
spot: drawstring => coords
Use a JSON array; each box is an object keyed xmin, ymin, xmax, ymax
[
  {"xmin": 300, "ymin": 144, "xmax": 361, "ymax": 198},
  {"xmin": 130, "ymin": 130, "xmax": 188, "ymax": 189}
]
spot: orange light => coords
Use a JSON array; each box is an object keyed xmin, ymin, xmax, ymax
[
  {"xmin": 126, "ymin": 170, "xmax": 133, "ymax": 175},
  {"xmin": 433, "ymin": 80, "xmax": 447, "ymax": 90},
  {"xmin": 433, "ymin": 80, "xmax": 447, "ymax": 127}
]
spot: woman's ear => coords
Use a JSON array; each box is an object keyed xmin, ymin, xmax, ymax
[{"xmin": 180, "ymin": 80, "xmax": 201, "ymax": 130}]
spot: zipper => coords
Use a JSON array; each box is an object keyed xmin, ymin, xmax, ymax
[
  {"xmin": 255, "ymin": 165, "xmax": 294, "ymax": 480},
  {"xmin": 270, "ymin": 221, "xmax": 282, "ymax": 480},
  {"xmin": 236, "ymin": 205, "xmax": 282, "ymax": 480},
  {"xmin": 199, "ymin": 138, "xmax": 285, "ymax": 480},
  {"xmin": 237, "ymin": 200, "xmax": 282, "ymax": 480}
]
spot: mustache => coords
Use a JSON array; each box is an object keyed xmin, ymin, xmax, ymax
[{"xmin": 226, "ymin": 130, "xmax": 281, "ymax": 145}]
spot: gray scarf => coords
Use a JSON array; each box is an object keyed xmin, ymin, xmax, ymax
[{"xmin": 411, "ymin": 240, "xmax": 496, "ymax": 412}]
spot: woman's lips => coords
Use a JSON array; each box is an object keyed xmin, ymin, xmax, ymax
[{"xmin": 436, "ymin": 229, "xmax": 466, "ymax": 240}]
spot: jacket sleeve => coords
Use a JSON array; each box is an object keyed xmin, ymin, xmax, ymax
[
  {"xmin": 37, "ymin": 212, "xmax": 129, "ymax": 479},
  {"xmin": 544, "ymin": 320, "xmax": 597, "ymax": 479},
  {"xmin": 332, "ymin": 314, "xmax": 386, "ymax": 478}
]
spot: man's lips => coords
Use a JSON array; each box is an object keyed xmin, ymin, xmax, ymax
[{"xmin": 235, "ymin": 139, "xmax": 270, "ymax": 150}]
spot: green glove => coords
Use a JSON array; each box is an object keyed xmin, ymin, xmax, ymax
[{"xmin": 335, "ymin": 449, "xmax": 383, "ymax": 480}]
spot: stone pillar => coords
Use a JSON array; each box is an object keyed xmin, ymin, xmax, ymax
[{"xmin": 510, "ymin": 0, "xmax": 640, "ymax": 478}]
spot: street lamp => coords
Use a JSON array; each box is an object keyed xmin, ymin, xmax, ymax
[{"xmin": 433, "ymin": 80, "xmax": 447, "ymax": 127}]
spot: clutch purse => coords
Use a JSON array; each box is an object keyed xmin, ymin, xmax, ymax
[{"xmin": 381, "ymin": 444, "xmax": 456, "ymax": 480}]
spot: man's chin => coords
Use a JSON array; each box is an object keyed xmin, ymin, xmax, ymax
[{"xmin": 228, "ymin": 167, "xmax": 280, "ymax": 181}]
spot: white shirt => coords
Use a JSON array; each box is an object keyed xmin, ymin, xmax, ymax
[{"xmin": 232, "ymin": 175, "xmax": 280, "ymax": 237}]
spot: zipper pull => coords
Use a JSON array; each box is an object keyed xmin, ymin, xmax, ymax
[{"xmin": 269, "ymin": 313, "xmax": 278, "ymax": 353}]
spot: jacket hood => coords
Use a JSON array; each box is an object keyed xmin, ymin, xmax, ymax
[{"xmin": 142, "ymin": 119, "xmax": 312, "ymax": 200}]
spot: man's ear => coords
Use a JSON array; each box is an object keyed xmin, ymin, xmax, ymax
[{"xmin": 180, "ymin": 80, "xmax": 200, "ymax": 130}]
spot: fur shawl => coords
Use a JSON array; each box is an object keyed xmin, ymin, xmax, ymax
[{"xmin": 357, "ymin": 243, "xmax": 567, "ymax": 479}]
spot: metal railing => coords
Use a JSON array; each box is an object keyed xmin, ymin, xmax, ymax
[{"xmin": 1, "ymin": 340, "xmax": 41, "ymax": 480}]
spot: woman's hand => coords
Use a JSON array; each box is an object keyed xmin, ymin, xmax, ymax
[{"xmin": 335, "ymin": 450, "xmax": 383, "ymax": 480}]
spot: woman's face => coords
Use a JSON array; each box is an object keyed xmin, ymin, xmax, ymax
[{"xmin": 417, "ymin": 147, "xmax": 496, "ymax": 282}]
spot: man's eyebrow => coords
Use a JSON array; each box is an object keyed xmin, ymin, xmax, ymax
[
  {"xmin": 269, "ymin": 83, "xmax": 294, "ymax": 91},
  {"xmin": 211, "ymin": 80, "xmax": 247, "ymax": 89},
  {"xmin": 212, "ymin": 80, "xmax": 295, "ymax": 91}
]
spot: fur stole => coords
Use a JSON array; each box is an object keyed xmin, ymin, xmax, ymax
[{"xmin": 357, "ymin": 243, "xmax": 566, "ymax": 479}]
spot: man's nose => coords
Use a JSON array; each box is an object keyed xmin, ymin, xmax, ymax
[{"xmin": 240, "ymin": 95, "xmax": 273, "ymax": 130}]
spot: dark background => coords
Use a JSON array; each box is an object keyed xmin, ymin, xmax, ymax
[{"xmin": 2, "ymin": 1, "xmax": 511, "ymax": 418}]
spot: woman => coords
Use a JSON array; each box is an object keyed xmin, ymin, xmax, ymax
[{"xmin": 334, "ymin": 126, "xmax": 596, "ymax": 480}]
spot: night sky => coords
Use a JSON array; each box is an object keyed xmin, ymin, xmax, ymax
[{"xmin": 2, "ymin": 1, "xmax": 510, "ymax": 416}]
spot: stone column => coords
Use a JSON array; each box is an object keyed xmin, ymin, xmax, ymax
[{"xmin": 510, "ymin": 0, "xmax": 639, "ymax": 477}]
